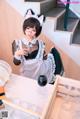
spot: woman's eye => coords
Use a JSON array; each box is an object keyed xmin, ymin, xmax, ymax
[
  {"xmin": 26, "ymin": 27, "xmax": 30, "ymax": 29},
  {"xmin": 26, "ymin": 27, "xmax": 36, "ymax": 32},
  {"xmin": 33, "ymin": 30, "xmax": 36, "ymax": 32}
]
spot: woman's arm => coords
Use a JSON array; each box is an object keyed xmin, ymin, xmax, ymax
[
  {"xmin": 12, "ymin": 40, "xmax": 21, "ymax": 65},
  {"xmin": 12, "ymin": 40, "xmax": 30, "ymax": 65}
]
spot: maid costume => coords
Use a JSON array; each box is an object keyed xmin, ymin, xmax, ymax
[
  {"xmin": 12, "ymin": 38, "xmax": 56, "ymax": 83},
  {"xmin": 12, "ymin": 9, "xmax": 64, "ymax": 84}
]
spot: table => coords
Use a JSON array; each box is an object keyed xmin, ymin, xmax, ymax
[{"xmin": 3, "ymin": 74, "xmax": 57, "ymax": 119}]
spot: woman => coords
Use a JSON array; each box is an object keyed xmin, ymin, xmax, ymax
[{"xmin": 12, "ymin": 9, "xmax": 63, "ymax": 84}]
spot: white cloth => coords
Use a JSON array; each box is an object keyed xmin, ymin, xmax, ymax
[{"xmin": 0, "ymin": 60, "xmax": 12, "ymax": 86}]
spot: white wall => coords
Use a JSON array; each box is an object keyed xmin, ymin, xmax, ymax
[{"xmin": 6, "ymin": 0, "xmax": 40, "ymax": 16}]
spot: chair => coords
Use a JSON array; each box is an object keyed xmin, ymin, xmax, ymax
[{"xmin": 49, "ymin": 47, "xmax": 64, "ymax": 84}]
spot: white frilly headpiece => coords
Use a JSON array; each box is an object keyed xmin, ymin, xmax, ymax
[{"xmin": 24, "ymin": 9, "xmax": 45, "ymax": 26}]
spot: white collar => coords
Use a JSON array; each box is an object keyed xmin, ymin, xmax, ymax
[{"xmin": 22, "ymin": 38, "xmax": 37, "ymax": 46}]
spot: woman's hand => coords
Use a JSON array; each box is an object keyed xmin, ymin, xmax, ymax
[
  {"xmin": 15, "ymin": 48, "xmax": 29, "ymax": 56},
  {"xmin": 43, "ymin": 51, "xmax": 47, "ymax": 60},
  {"xmin": 29, "ymin": 44, "xmax": 38, "ymax": 53}
]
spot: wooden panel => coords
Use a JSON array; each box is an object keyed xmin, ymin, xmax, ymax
[
  {"xmin": 0, "ymin": 1, "xmax": 23, "ymax": 74},
  {"xmin": 49, "ymin": 75, "xmax": 80, "ymax": 119}
]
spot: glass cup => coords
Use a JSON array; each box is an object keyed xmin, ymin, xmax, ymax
[{"xmin": 0, "ymin": 60, "xmax": 12, "ymax": 85}]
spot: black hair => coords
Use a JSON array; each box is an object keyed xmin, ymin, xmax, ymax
[{"xmin": 23, "ymin": 17, "xmax": 42, "ymax": 37}]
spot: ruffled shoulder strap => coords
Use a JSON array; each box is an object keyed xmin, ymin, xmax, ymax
[{"xmin": 36, "ymin": 40, "xmax": 45, "ymax": 59}]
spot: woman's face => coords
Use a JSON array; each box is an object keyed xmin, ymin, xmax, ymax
[{"xmin": 25, "ymin": 26, "xmax": 36, "ymax": 41}]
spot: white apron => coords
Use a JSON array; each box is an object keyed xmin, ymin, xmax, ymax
[{"xmin": 15, "ymin": 39, "xmax": 55, "ymax": 83}]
